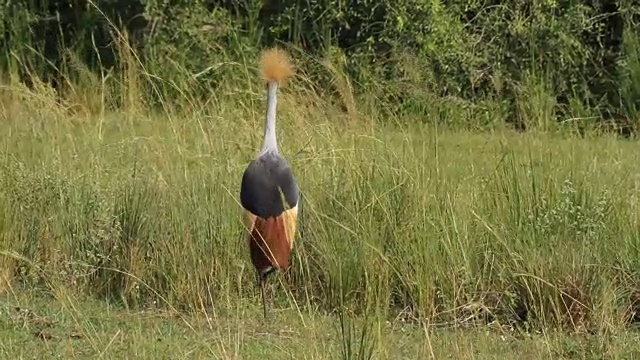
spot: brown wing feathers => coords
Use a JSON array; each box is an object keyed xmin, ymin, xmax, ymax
[{"xmin": 244, "ymin": 206, "xmax": 298, "ymax": 274}]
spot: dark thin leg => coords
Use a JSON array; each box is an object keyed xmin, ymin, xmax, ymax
[
  {"xmin": 257, "ymin": 268, "xmax": 276, "ymax": 319},
  {"xmin": 260, "ymin": 276, "xmax": 268, "ymax": 319}
]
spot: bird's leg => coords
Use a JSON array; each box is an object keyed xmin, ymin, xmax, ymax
[
  {"xmin": 256, "ymin": 267, "xmax": 275, "ymax": 319},
  {"xmin": 261, "ymin": 277, "xmax": 268, "ymax": 319},
  {"xmin": 258, "ymin": 272, "xmax": 268, "ymax": 319}
]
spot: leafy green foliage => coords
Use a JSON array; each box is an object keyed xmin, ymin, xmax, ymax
[{"xmin": 1, "ymin": 1, "xmax": 639, "ymax": 130}]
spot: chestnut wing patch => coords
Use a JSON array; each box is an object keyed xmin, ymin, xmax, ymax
[{"xmin": 245, "ymin": 206, "xmax": 298, "ymax": 273}]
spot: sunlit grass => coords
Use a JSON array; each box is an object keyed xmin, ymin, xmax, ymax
[{"xmin": 1, "ymin": 39, "xmax": 640, "ymax": 358}]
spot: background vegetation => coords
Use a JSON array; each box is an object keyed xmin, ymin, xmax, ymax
[
  {"xmin": 3, "ymin": 0, "xmax": 640, "ymax": 132},
  {"xmin": 1, "ymin": 1, "xmax": 640, "ymax": 358}
]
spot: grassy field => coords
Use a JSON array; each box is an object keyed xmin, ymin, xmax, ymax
[
  {"xmin": 3, "ymin": 286, "xmax": 640, "ymax": 359},
  {"xmin": 1, "ymin": 52, "xmax": 640, "ymax": 358}
]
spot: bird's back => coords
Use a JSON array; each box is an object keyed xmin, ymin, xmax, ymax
[{"xmin": 240, "ymin": 152, "xmax": 299, "ymax": 218}]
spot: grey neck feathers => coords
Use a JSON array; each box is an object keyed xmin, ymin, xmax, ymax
[{"xmin": 260, "ymin": 82, "xmax": 279, "ymax": 156}]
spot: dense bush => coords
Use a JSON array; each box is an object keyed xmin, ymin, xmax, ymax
[{"xmin": 1, "ymin": 0, "xmax": 640, "ymax": 131}]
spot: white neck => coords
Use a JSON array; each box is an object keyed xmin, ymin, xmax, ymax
[{"xmin": 260, "ymin": 82, "xmax": 279, "ymax": 155}]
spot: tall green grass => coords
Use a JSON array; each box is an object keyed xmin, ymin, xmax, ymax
[{"xmin": 1, "ymin": 32, "xmax": 640, "ymax": 346}]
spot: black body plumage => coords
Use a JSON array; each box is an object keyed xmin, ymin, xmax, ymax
[{"xmin": 240, "ymin": 151, "xmax": 299, "ymax": 218}]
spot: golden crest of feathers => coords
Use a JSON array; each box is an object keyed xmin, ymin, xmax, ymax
[{"xmin": 260, "ymin": 47, "xmax": 294, "ymax": 84}]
